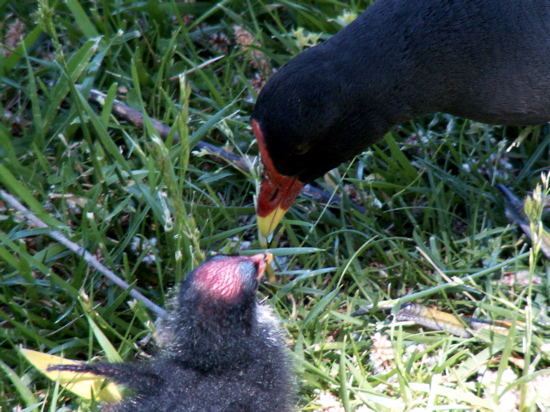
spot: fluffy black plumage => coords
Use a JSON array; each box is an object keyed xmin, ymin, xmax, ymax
[
  {"xmin": 48, "ymin": 254, "xmax": 294, "ymax": 412},
  {"xmin": 252, "ymin": 0, "xmax": 550, "ymax": 184}
]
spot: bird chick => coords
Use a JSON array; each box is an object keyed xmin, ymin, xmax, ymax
[{"xmin": 48, "ymin": 254, "xmax": 294, "ymax": 412}]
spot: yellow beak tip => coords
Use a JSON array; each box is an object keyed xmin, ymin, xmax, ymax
[{"xmin": 257, "ymin": 207, "xmax": 288, "ymax": 240}]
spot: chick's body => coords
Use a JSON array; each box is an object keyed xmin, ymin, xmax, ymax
[{"xmin": 49, "ymin": 255, "xmax": 294, "ymax": 412}]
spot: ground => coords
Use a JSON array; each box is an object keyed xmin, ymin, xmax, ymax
[{"xmin": 1, "ymin": 1, "xmax": 549, "ymax": 411}]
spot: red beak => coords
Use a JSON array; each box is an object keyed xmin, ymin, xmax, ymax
[{"xmin": 253, "ymin": 119, "xmax": 304, "ymax": 239}]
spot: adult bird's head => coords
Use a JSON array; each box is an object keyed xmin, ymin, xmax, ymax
[
  {"xmin": 253, "ymin": 118, "xmax": 304, "ymax": 240},
  {"xmin": 251, "ymin": 53, "xmax": 389, "ymax": 240}
]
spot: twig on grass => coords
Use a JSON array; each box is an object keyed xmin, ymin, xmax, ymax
[
  {"xmin": 0, "ymin": 189, "xmax": 169, "ymax": 320},
  {"xmin": 88, "ymin": 89, "xmax": 252, "ymax": 172}
]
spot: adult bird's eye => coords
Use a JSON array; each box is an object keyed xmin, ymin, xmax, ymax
[{"xmin": 292, "ymin": 144, "xmax": 311, "ymax": 155}]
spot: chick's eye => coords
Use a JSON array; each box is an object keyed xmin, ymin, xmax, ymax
[{"xmin": 292, "ymin": 144, "xmax": 311, "ymax": 155}]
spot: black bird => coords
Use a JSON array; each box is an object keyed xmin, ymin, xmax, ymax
[
  {"xmin": 252, "ymin": 0, "xmax": 550, "ymax": 237},
  {"xmin": 48, "ymin": 254, "xmax": 294, "ymax": 412}
]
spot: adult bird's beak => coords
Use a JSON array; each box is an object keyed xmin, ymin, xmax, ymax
[
  {"xmin": 252, "ymin": 119, "xmax": 304, "ymax": 240},
  {"xmin": 256, "ymin": 171, "xmax": 303, "ymax": 239}
]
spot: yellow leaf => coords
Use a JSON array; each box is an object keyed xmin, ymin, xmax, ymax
[{"xmin": 20, "ymin": 348, "xmax": 122, "ymax": 402}]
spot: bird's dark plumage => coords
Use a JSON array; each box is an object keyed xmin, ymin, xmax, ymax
[
  {"xmin": 253, "ymin": 0, "xmax": 550, "ymax": 237},
  {"xmin": 48, "ymin": 254, "xmax": 294, "ymax": 412}
]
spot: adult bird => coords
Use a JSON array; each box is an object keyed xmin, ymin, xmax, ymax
[
  {"xmin": 48, "ymin": 254, "xmax": 294, "ymax": 412},
  {"xmin": 252, "ymin": 0, "xmax": 550, "ymax": 239}
]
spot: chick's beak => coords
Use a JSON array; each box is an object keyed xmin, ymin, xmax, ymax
[
  {"xmin": 249, "ymin": 252, "xmax": 274, "ymax": 281},
  {"xmin": 252, "ymin": 119, "xmax": 304, "ymax": 239}
]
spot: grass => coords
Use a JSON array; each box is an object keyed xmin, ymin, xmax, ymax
[{"xmin": 1, "ymin": 0, "xmax": 550, "ymax": 410}]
